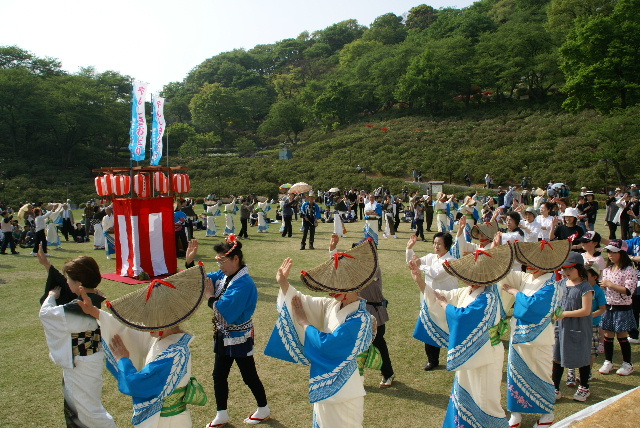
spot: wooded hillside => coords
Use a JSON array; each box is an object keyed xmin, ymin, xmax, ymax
[{"xmin": 1, "ymin": 0, "xmax": 639, "ymax": 204}]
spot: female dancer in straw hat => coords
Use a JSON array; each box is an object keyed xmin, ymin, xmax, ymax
[
  {"xmin": 497, "ymin": 240, "xmax": 571, "ymax": 428},
  {"xmin": 38, "ymin": 248, "xmax": 118, "ymax": 428},
  {"xmin": 407, "ymin": 245, "xmax": 511, "ymax": 428},
  {"xmin": 77, "ymin": 264, "xmax": 207, "ymax": 428},
  {"xmin": 184, "ymin": 237, "xmax": 270, "ymax": 427},
  {"xmin": 434, "ymin": 192, "xmax": 454, "ymax": 232},
  {"xmin": 265, "ymin": 240, "xmax": 377, "ymax": 428}
]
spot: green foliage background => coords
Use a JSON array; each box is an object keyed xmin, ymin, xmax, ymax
[{"xmin": 1, "ymin": 0, "xmax": 639, "ymax": 205}]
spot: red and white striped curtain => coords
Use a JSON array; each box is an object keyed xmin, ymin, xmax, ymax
[{"xmin": 112, "ymin": 197, "xmax": 177, "ymax": 278}]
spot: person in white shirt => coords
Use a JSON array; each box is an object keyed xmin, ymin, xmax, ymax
[
  {"xmin": 536, "ymin": 202, "xmax": 555, "ymax": 241},
  {"xmin": 521, "ymin": 207, "xmax": 542, "ymax": 242},
  {"xmin": 406, "ymin": 232, "xmax": 458, "ymax": 370}
]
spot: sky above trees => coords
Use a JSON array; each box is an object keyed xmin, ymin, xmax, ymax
[{"xmin": 0, "ymin": 0, "xmax": 475, "ymax": 91}]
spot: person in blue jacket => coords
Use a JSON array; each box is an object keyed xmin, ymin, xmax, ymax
[{"xmin": 186, "ymin": 236, "xmax": 270, "ymax": 427}]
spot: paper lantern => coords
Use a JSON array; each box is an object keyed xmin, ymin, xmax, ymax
[
  {"xmin": 134, "ymin": 174, "xmax": 151, "ymax": 198},
  {"xmin": 95, "ymin": 174, "xmax": 114, "ymax": 196},
  {"xmin": 172, "ymin": 173, "xmax": 191, "ymax": 194},
  {"xmin": 111, "ymin": 175, "xmax": 131, "ymax": 196},
  {"xmin": 154, "ymin": 172, "xmax": 169, "ymax": 194}
]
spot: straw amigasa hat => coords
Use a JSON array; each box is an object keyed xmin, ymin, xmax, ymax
[
  {"xmin": 514, "ymin": 240, "xmax": 571, "ymax": 272},
  {"xmin": 443, "ymin": 243, "xmax": 515, "ymax": 286},
  {"xmin": 300, "ymin": 238, "xmax": 378, "ymax": 293},
  {"xmin": 471, "ymin": 220, "xmax": 500, "ymax": 241},
  {"xmin": 106, "ymin": 264, "xmax": 207, "ymax": 331}
]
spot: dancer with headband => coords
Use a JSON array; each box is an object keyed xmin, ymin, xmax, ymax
[{"xmin": 186, "ymin": 236, "xmax": 270, "ymax": 427}]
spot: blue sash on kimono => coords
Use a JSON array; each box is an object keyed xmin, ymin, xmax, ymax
[
  {"xmin": 446, "ymin": 288, "xmax": 496, "ymax": 371},
  {"xmin": 444, "ymin": 377, "xmax": 510, "ymax": 428},
  {"xmin": 103, "ymin": 334, "xmax": 192, "ymax": 425},
  {"xmin": 506, "ymin": 277, "xmax": 559, "ymax": 413},
  {"xmin": 265, "ymin": 300, "xmax": 373, "ymax": 403},
  {"xmin": 413, "ymin": 299, "xmax": 449, "ymax": 348},
  {"xmin": 363, "ymin": 223, "xmax": 378, "ymax": 246}
]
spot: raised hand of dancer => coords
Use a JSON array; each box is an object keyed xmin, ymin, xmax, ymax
[
  {"xmin": 77, "ymin": 286, "xmax": 100, "ymax": 319},
  {"xmin": 406, "ymin": 234, "xmax": 418, "ymax": 250},
  {"xmin": 493, "ymin": 231, "xmax": 502, "ymax": 248},
  {"xmin": 37, "ymin": 246, "xmax": 51, "ymax": 270},
  {"xmin": 433, "ymin": 290, "xmax": 448, "ymax": 309},
  {"xmin": 186, "ymin": 239, "xmax": 199, "ymax": 265},
  {"xmin": 277, "ymin": 258, "xmax": 293, "ymax": 294},
  {"xmin": 110, "ymin": 334, "xmax": 130, "ymax": 360},
  {"xmin": 48, "ymin": 286, "xmax": 61, "ymax": 299},
  {"xmin": 329, "ymin": 233, "xmax": 340, "ymax": 252},
  {"xmin": 502, "ymin": 283, "xmax": 519, "ymax": 296},
  {"xmin": 408, "ymin": 259, "xmax": 427, "ymax": 293},
  {"xmin": 204, "ymin": 277, "xmax": 215, "ymax": 299}
]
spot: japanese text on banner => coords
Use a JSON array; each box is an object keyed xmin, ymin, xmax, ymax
[{"xmin": 129, "ymin": 80, "xmax": 148, "ymax": 161}]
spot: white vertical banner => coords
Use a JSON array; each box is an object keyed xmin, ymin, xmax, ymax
[{"xmin": 129, "ymin": 80, "xmax": 149, "ymax": 161}]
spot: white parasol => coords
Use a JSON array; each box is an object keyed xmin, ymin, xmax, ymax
[
  {"xmin": 289, "ymin": 182, "xmax": 312, "ymax": 194},
  {"xmin": 329, "ymin": 187, "xmax": 340, "ymax": 193}
]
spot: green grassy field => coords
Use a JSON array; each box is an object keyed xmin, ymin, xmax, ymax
[{"xmin": 0, "ymin": 208, "xmax": 638, "ymax": 428}]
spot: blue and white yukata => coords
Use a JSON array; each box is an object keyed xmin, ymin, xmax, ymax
[
  {"xmin": 406, "ymin": 248, "xmax": 458, "ymax": 346},
  {"xmin": 205, "ymin": 202, "xmax": 222, "ymax": 237},
  {"xmin": 458, "ymin": 205, "xmax": 480, "ymax": 243},
  {"xmin": 207, "ymin": 266, "xmax": 258, "ymax": 354},
  {"xmin": 420, "ymin": 284, "xmax": 509, "ymax": 428},
  {"xmin": 223, "ymin": 199, "xmax": 237, "ymax": 235},
  {"xmin": 45, "ymin": 207, "xmax": 63, "ymax": 249},
  {"xmin": 98, "ymin": 311, "xmax": 193, "ymax": 428},
  {"xmin": 498, "ymin": 271, "xmax": 563, "ymax": 420},
  {"xmin": 434, "ymin": 200, "xmax": 450, "ymax": 232},
  {"xmin": 264, "ymin": 284, "xmax": 374, "ymax": 428},
  {"xmin": 257, "ymin": 201, "xmax": 270, "ymax": 233},
  {"xmin": 363, "ymin": 201, "xmax": 381, "ymax": 245}
]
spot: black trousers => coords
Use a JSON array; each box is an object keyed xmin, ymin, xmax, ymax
[
  {"xmin": 61, "ymin": 218, "xmax": 74, "ymax": 241},
  {"xmin": 415, "ymin": 219, "xmax": 425, "ymax": 240},
  {"xmin": 301, "ymin": 221, "xmax": 315, "ymax": 248},
  {"xmin": 358, "ymin": 203, "xmax": 365, "ymax": 220},
  {"xmin": 425, "ymin": 343, "xmax": 440, "ymax": 365},
  {"xmin": 34, "ymin": 229, "xmax": 47, "ymax": 254},
  {"xmin": 175, "ymin": 229, "xmax": 188, "ymax": 255},
  {"xmin": 425, "ymin": 211, "xmax": 434, "ymax": 231},
  {"xmin": 282, "ymin": 215, "xmax": 292, "ymax": 237},
  {"xmin": 373, "ymin": 324, "xmax": 394, "ymax": 379},
  {"xmin": 213, "ymin": 350, "xmax": 268, "ymax": 411},
  {"xmin": 239, "ymin": 218, "xmax": 249, "ymax": 238},
  {"xmin": 621, "ymin": 218, "xmax": 631, "ymax": 240},
  {"xmin": 607, "ymin": 220, "xmax": 617, "ymax": 240},
  {"xmin": 0, "ymin": 232, "xmax": 16, "ymax": 253}
]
